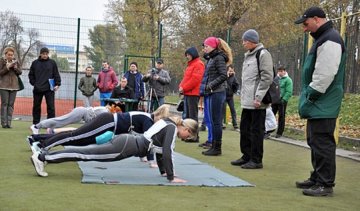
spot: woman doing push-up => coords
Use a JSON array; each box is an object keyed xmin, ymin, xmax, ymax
[{"xmin": 30, "ymin": 116, "xmax": 198, "ymax": 183}]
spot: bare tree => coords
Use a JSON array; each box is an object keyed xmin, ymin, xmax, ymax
[
  {"xmin": 0, "ymin": 11, "xmax": 23, "ymax": 53},
  {"xmin": 0, "ymin": 11, "xmax": 41, "ymax": 68},
  {"xmin": 12, "ymin": 28, "xmax": 41, "ymax": 68}
]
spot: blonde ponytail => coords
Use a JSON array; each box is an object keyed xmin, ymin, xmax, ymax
[{"xmin": 218, "ymin": 38, "xmax": 233, "ymax": 65}]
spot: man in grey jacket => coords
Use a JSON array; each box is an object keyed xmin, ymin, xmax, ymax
[
  {"xmin": 142, "ymin": 58, "xmax": 171, "ymax": 112},
  {"xmin": 231, "ymin": 29, "xmax": 273, "ymax": 169}
]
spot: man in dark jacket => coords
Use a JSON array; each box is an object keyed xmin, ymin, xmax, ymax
[
  {"xmin": 223, "ymin": 64, "xmax": 239, "ymax": 130},
  {"xmin": 142, "ymin": 58, "xmax": 171, "ymax": 112},
  {"xmin": 29, "ymin": 47, "xmax": 61, "ymax": 125},
  {"xmin": 110, "ymin": 77, "xmax": 134, "ymax": 112},
  {"xmin": 294, "ymin": 6, "xmax": 346, "ymax": 197}
]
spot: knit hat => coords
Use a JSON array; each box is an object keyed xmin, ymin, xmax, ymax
[
  {"xmin": 203, "ymin": 37, "xmax": 219, "ymax": 49},
  {"xmin": 242, "ymin": 29, "xmax": 259, "ymax": 44},
  {"xmin": 185, "ymin": 46, "xmax": 199, "ymax": 59},
  {"xmin": 40, "ymin": 47, "xmax": 49, "ymax": 54}
]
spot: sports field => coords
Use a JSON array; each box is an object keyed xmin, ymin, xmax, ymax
[{"xmin": 0, "ymin": 120, "xmax": 359, "ymax": 210}]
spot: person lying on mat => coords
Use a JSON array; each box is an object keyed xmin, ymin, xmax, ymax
[
  {"xmin": 29, "ymin": 102, "xmax": 123, "ymax": 135},
  {"xmin": 29, "ymin": 105, "xmax": 170, "ymax": 167},
  {"xmin": 30, "ymin": 116, "xmax": 198, "ymax": 183}
]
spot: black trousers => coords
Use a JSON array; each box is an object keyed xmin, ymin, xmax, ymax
[
  {"xmin": 41, "ymin": 112, "xmax": 115, "ymax": 150},
  {"xmin": 307, "ymin": 118, "xmax": 336, "ymax": 187},
  {"xmin": 32, "ymin": 90, "xmax": 55, "ymax": 124},
  {"xmin": 223, "ymin": 96, "xmax": 238, "ymax": 127},
  {"xmin": 271, "ymin": 101, "xmax": 287, "ymax": 136},
  {"xmin": 184, "ymin": 95, "xmax": 199, "ymax": 122},
  {"xmin": 239, "ymin": 108, "xmax": 266, "ymax": 163}
]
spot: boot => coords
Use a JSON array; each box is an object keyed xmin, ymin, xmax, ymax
[{"xmin": 202, "ymin": 141, "xmax": 221, "ymax": 156}]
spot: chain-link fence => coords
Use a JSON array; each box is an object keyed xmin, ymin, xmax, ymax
[{"xmin": 0, "ymin": 11, "xmax": 359, "ymax": 119}]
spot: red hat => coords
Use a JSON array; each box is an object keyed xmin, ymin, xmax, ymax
[{"xmin": 204, "ymin": 37, "xmax": 219, "ymax": 49}]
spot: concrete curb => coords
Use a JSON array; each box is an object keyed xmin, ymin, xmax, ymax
[{"xmin": 269, "ymin": 136, "xmax": 360, "ymax": 162}]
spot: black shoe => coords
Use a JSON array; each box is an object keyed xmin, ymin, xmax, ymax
[
  {"xmin": 184, "ymin": 138, "xmax": 199, "ymax": 143},
  {"xmin": 202, "ymin": 143, "xmax": 212, "ymax": 149},
  {"xmin": 275, "ymin": 134, "xmax": 281, "ymax": 138},
  {"xmin": 199, "ymin": 141, "xmax": 212, "ymax": 149},
  {"xmin": 2, "ymin": 125, "xmax": 7, "ymax": 128},
  {"xmin": 26, "ymin": 136, "xmax": 35, "ymax": 147},
  {"xmin": 202, "ymin": 141, "xmax": 221, "ymax": 156},
  {"xmin": 264, "ymin": 133, "xmax": 271, "ymax": 139},
  {"xmin": 302, "ymin": 185, "xmax": 333, "ymax": 197},
  {"xmin": 6, "ymin": 125, "xmax": 11, "ymax": 128},
  {"xmin": 199, "ymin": 125, "xmax": 206, "ymax": 131},
  {"xmin": 198, "ymin": 141, "xmax": 209, "ymax": 147},
  {"xmin": 241, "ymin": 161, "xmax": 263, "ymax": 169},
  {"xmin": 231, "ymin": 158, "xmax": 248, "ymax": 166},
  {"xmin": 295, "ymin": 179, "xmax": 316, "ymax": 189}
]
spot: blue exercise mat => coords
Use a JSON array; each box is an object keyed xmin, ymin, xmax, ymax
[{"xmin": 78, "ymin": 152, "xmax": 254, "ymax": 187}]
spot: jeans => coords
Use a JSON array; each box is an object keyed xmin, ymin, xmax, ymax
[
  {"xmin": 149, "ymin": 97, "xmax": 164, "ymax": 112},
  {"xmin": 100, "ymin": 92, "xmax": 112, "ymax": 106},
  {"xmin": 203, "ymin": 96, "xmax": 213, "ymax": 143},
  {"xmin": 207, "ymin": 91, "xmax": 226, "ymax": 142}
]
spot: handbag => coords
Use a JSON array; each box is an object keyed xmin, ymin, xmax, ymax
[
  {"xmin": 176, "ymin": 99, "xmax": 184, "ymax": 112},
  {"xmin": 17, "ymin": 76, "xmax": 24, "ymax": 91}
]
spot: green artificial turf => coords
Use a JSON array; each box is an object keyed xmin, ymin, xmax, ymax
[{"xmin": 0, "ymin": 121, "xmax": 359, "ymax": 210}]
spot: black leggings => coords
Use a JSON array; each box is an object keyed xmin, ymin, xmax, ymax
[
  {"xmin": 41, "ymin": 112, "xmax": 115, "ymax": 150},
  {"xmin": 40, "ymin": 134, "xmax": 149, "ymax": 163}
]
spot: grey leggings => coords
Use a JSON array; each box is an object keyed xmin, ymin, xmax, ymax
[
  {"xmin": 36, "ymin": 107, "xmax": 105, "ymax": 129},
  {"xmin": 40, "ymin": 134, "xmax": 149, "ymax": 163}
]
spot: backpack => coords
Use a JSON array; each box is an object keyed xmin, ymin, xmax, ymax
[{"xmin": 255, "ymin": 48, "xmax": 281, "ymax": 104}]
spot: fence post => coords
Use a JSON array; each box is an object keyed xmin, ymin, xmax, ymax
[
  {"xmin": 226, "ymin": 28, "xmax": 232, "ymax": 45},
  {"xmin": 158, "ymin": 22, "xmax": 163, "ymax": 58},
  {"xmin": 123, "ymin": 55, "xmax": 128, "ymax": 74},
  {"xmin": 74, "ymin": 18, "xmax": 81, "ymax": 108},
  {"xmin": 340, "ymin": 11, "xmax": 347, "ymax": 39}
]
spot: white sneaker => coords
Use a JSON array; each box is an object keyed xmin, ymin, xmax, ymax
[
  {"xmin": 30, "ymin": 153, "xmax": 48, "ymax": 177},
  {"xmin": 140, "ymin": 157, "xmax": 148, "ymax": 162},
  {"xmin": 149, "ymin": 161, "xmax": 158, "ymax": 168},
  {"xmin": 30, "ymin": 125, "xmax": 39, "ymax": 134},
  {"xmin": 31, "ymin": 142, "xmax": 42, "ymax": 154}
]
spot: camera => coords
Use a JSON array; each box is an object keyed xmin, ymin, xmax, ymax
[{"xmin": 150, "ymin": 68, "xmax": 157, "ymax": 76}]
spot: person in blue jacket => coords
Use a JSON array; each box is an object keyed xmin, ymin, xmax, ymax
[{"xmin": 123, "ymin": 62, "xmax": 145, "ymax": 111}]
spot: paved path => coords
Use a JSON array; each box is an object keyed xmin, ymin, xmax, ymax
[{"xmin": 270, "ymin": 136, "xmax": 360, "ymax": 162}]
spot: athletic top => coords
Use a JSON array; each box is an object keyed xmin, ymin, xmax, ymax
[
  {"xmin": 114, "ymin": 111, "xmax": 154, "ymax": 135},
  {"xmin": 143, "ymin": 118, "xmax": 177, "ymax": 180}
]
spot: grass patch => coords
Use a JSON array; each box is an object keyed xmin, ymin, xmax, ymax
[{"xmin": 1, "ymin": 121, "xmax": 359, "ymax": 210}]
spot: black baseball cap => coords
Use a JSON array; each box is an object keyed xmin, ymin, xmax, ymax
[
  {"xmin": 294, "ymin": 6, "xmax": 326, "ymax": 24},
  {"xmin": 156, "ymin": 58, "xmax": 164, "ymax": 64}
]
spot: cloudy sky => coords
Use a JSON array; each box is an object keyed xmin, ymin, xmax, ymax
[{"xmin": 0, "ymin": 0, "xmax": 108, "ymax": 20}]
